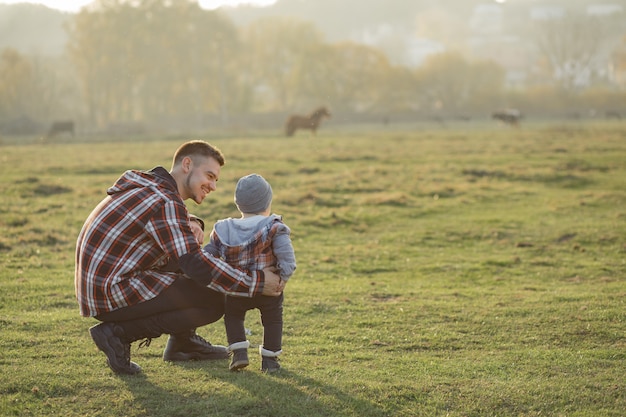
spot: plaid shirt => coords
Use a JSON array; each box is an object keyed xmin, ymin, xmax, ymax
[
  {"xmin": 74, "ymin": 167, "xmax": 263, "ymax": 317},
  {"xmin": 204, "ymin": 215, "xmax": 296, "ymax": 283}
]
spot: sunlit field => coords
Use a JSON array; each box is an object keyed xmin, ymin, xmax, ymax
[{"xmin": 1, "ymin": 121, "xmax": 625, "ymax": 416}]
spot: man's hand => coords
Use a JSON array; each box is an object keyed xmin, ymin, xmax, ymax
[
  {"xmin": 261, "ymin": 267, "xmax": 283, "ymax": 296},
  {"xmin": 189, "ymin": 220, "xmax": 204, "ymax": 245}
]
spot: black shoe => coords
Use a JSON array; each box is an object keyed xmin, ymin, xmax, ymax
[
  {"xmin": 229, "ymin": 349, "xmax": 249, "ymax": 371},
  {"xmin": 261, "ymin": 356, "xmax": 281, "ymax": 373},
  {"xmin": 163, "ymin": 330, "xmax": 229, "ymax": 361},
  {"xmin": 89, "ymin": 322, "xmax": 142, "ymax": 375}
]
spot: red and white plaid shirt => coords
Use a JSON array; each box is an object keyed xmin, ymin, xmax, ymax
[{"xmin": 75, "ymin": 167, "xmax": 263, "ymax": 317}]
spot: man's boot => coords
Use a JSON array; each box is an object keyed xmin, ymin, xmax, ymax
[
  {"xmin": 89, "ymin": 322, "xmax": 142, "ymax": 375},
  {"xmin": 227, "ymin": 341, "xmax": 250, "ymax": 371},
  {"xmin": 163, "ymin": 329, "xmax": 229, "ymax": 361}
]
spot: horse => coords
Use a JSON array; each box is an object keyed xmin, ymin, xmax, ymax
[
  {"xmin": 492, "ymin": 109, "xmax": 521, "ymax": 127},
  {"xmin": 46, "ymin": 120, "xmax": 75, "ymax": 138},
  {"xmin": 605, "ymin": 110, "xmax": 622, "ymax": 120},
  {"xmin": 285, "ymin": 106, "xmax": 331, "ymax": 137}
]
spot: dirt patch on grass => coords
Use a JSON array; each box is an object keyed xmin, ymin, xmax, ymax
[{"xmin": 32, "ymin": 184, "xmax": 72, "ymax": 197}]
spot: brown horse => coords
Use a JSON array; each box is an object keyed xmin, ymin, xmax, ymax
[
  {"xmin": 285, "ymin": 106, "xmax": 331, "ymax": 137},
  {"xmin": 47, "ymin": 120, "xmax": 75, "ymax": 138}
]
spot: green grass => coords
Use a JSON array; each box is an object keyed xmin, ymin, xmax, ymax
[{"xmin": 1, "ymin": 123, "xmax": 625, "ymax": 416}]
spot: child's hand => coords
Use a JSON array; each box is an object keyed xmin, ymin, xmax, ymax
[{"xmin": 261, "ymin": 268, "xmax": 282, "ymax": 296}]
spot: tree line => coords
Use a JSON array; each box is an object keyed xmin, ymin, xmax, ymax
[{"xmin": 1, "ymin": 0, "xmax": 625, "ymax": 136}]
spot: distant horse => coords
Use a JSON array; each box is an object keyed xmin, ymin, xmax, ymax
[
  {"xmin": 47, "ymin": 120, "xmax": 75, "ymax": 138},
  {"xmin": 492, "ymin": 109, "xmax": 521, "ymax": 127},
  {"xmin": 605, "ymin": 110, "xmax": 622, "ymax": 120},
  {"xmin": 285, "ymin": 107, "xmax": 331, "ymax": 137}
]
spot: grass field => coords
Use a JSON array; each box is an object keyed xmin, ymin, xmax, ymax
[{"xmin": 1, "ymin": 122, "xmax": 625, "ymax": 416}]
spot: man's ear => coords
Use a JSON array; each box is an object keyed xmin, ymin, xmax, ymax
[{"xmin": 182, "ymin": 156, "xmax": 193, "ymax": 173}]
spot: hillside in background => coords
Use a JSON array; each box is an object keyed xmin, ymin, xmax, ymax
[
  {"xmin": 222, "ymin": 0, "xmax": 429, "ymax": 41},
  {"xmin": 221, "ymin": 0, "xmax": 618, "ymax": 41},
  {"xmin": 1, "ymin": 0, "xmax": 625, "ymax": 133},
  {"xmin": 0, "ymin": 0, "xmax": 520, "ymax": 57},
  {"xmin": 2, "ymin": 0, "xmax": 623, "ymax": 58},
  {"xmin": 0, "ymin": 3, "xmax": 70, "ymax": 55},
  {"xmin": 2, "ymin": 1, "xmax": 425, "ymax": 57}
]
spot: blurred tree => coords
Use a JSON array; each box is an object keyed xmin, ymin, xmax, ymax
[
  {"xmin": 414, "ymin": 51, "xmax": 504, "ymax": 115},
  {"xmin": 611, "ymin": 34, "xmax": 626, "ymax": 90},
  {"xmin": 531, "ymin": 11, "xmax": 625, "ymax": 92},
  {"xmin": 139, "ymin": 0, "xmax": 241, "ymax": 127},
  {"xmin": 464, "ymin": 59, "xmax": 507, "ymax": 114},
  {"xmin": 326, "ymin": 41, "xmax": 391, "ymax": 112},
  {"xmin": 375, "ymin": 65, "xmax": 421, "ymax": 113},
  {"xmin": 67, "ymin": 1, "xmax": 132, "ymax": 127},
  {"xmin": 0, "ymin": 48, "xmax": 34, "ymax": 120},
  {"xmin": 29, "ymin": 55, "xmax": 81, "ymax": 123},
  {"xmin": 414, "ymin": 7, "xmax": 469, "ymax": 51},
  {"xmin": 286, "ymin": 41, "xmax": 337, "ymax": 110},
  {"xmin": 67, "ymin": 0, "xmax": 240, "ymax": 130},
  {"xmin": 0, "ymin": 47, "xmax": 79, "ymax": 134},
  {"xmin": 241, "ymin": 17, "xmax": 326, "ymax": 111}
]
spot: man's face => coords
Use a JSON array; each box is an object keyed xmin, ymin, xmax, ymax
[{"xmin": 183, "ymin": 156, "xmax": 221, "ymax": 204}]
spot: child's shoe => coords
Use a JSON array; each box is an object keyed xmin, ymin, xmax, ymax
[
  {"xmin": 259, "ymin": 345, "xmax": 282, "ymax": 373},
  {"xmin": 228, "ymin": 341, "xmax": 250, "ymax": 371},
  {"xmin": 261, "ymin": 356, "xmax": 281, "ymax": 373}
]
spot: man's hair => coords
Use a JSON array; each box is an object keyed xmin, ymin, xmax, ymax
[{"xmin": 172, "ymin": 140, "xmax": 225, "ymax": 168}]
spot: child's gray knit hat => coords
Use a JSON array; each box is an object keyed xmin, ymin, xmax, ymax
[{"xmin": 235, "ymin": 173, "xmax": 273, "ymax": 214}]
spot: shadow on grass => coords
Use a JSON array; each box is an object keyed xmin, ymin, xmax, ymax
[
  {"xmin": 221, "ymin": 368, "xmax": 387, "ymax": 417},
  {"xmin": 120, "ymin": 363, "xmax": 387, "ymax": 417}
]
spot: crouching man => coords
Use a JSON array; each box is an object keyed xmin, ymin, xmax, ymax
[{"xmin": 75, "ymin": 140, "xmax": 283, "ymax": 374}]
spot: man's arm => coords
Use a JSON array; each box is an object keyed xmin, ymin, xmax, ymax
[
  {"xmin": 179, "ymin": 251, "xmax": 282, "ymax": 296},
  {"xmin": 146, "ymin": 200, "xmax": 282, "ymax": 297}
]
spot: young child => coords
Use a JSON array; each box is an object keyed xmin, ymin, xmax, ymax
[{"xmin": 203, "ymin": 174, "xmax": 296, "ymax": 373}]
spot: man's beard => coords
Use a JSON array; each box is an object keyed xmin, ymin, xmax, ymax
[{"xmin": 184, "ymin": 172, "xmax": 199, "ymax": 203}]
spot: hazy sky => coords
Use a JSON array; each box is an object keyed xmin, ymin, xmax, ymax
[{"xmin": 0, "ymin": 0, "xmax": 277, "ymax": 13}]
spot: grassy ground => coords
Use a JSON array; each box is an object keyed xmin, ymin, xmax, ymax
[{"xmin": 1, "ymin": 122, "xmax": 625, "ymax": 416}]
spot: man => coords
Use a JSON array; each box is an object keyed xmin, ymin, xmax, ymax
[{"xmin": 75, "ymin": 140, "xmax": 283, "ymax": 375}]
